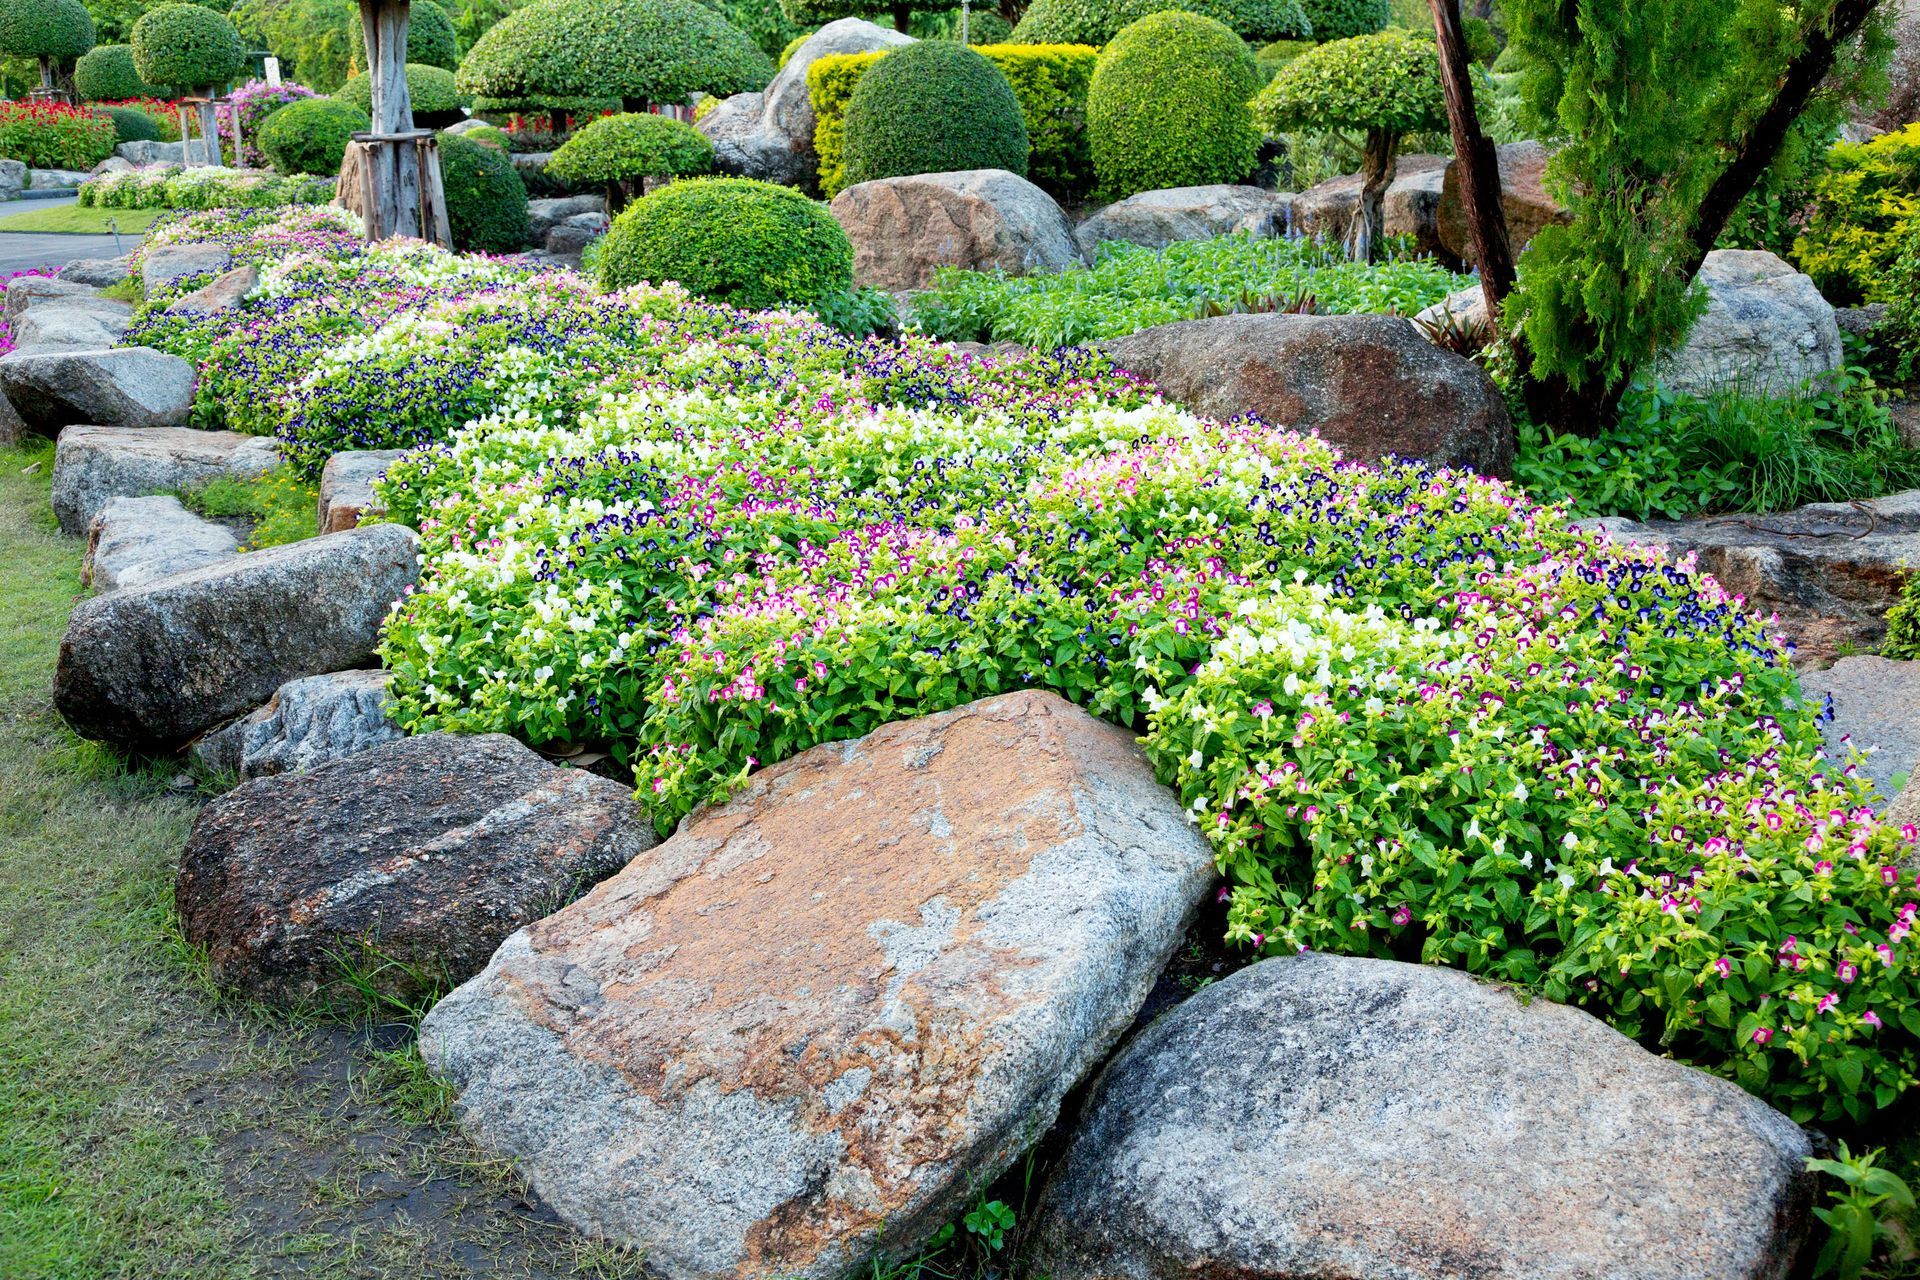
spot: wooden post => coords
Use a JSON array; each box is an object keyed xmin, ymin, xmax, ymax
[
  {"xmin": 355, "ymin": 0, "xmax": 424, "ymax": 240},
  {"xmin": 1427, "ymin": 0, "xmax": 1515, "ymax": 320}
]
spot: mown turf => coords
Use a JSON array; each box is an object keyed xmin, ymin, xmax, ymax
[{"xmin": 0, "ymin": 205, "xmax": 162, "ymax": 235}]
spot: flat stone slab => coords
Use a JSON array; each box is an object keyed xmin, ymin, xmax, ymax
[
  {"xmin": 10, "ymin": 299, "xmax": 133, "ymax": 352},
  {"xmin": 1031, "ymin": 954, "xmax": 1815, "ymax": 1280},
  {"xmin": 190, "ymin": 668, "xmax": 403, "ymax": 781},
  {"xmin": 6, "ymin": 275, "xmax": 98, "ymax": 320},
  {"xmin": 420, "ymin": 690, "xmax": 1215, "ymax": 1280},
  {"xmin": 0, "ymin": 346, "xmax": 196, "ymax": 434},
  {"xmin": 52, "ymin": 425, "xmax": 279, "ymax": 536},
  {"xmin": 1799, "ymin": 656, "xmax": 1920, "ymax": 802},
  {"xmin": 317, "ymin": 449, "xmax": 403, "ymax": 534},
  {"xmin": 58, "ymin": 255, "xmax": 133, "ymax": 287},
  {"xmin": 83, "ymin": 495, "xmax": 239, "ymax": 592}
]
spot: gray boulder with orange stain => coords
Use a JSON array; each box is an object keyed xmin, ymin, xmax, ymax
[{"xmin": 418, "ymin": 689, "xmax": 1216, "ymax": 1280}]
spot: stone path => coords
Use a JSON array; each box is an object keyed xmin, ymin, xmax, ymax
[{"xmin": 0, "ymin": 196, "xmax": 138, "ymax": 276}]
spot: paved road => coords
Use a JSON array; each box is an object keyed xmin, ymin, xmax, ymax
[{"xmin": 0, "ymin": 195, "xmax": 140, "ymax": 276}]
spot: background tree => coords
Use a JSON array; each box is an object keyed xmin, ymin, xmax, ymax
[
  {"xmin": 777, "ymin": 0, "xmax": 957, "ymax": 45},
  {"xmin": 0, "ymin": 0, "xmax": 97, "ymax": 96},
  {"xmin": 1252, "ymin": 30, "xmax": 1445, "ymax": 260},
  {"xmin": 546, "ymin": 110, "xmax": 713, "ymax": 210}
]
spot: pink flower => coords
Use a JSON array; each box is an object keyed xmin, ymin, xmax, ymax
[
  {"xmin": 1713, "ymin": 957, "xmax": 1731, "ymax": 978},
  {"xmin": 1817, "ymin": 993, "xmax": 1840, "ymax": 1015},
  {"xmin": 1752, "ymin": 1027, "xmax": 1773, "ymax": 1045},
  {"xmin": 1864, "ymin": 1010, "xmax": 1884, "ymax": 1031},
  {"xmin": 1839, "ymin": 962, "xmax": 1858, "ymax": 984},
  {"xmin": 1392, "ymin": 904, "xmax": 1412, "ymax": 927}
]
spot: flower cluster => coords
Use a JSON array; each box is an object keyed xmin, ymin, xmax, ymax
[
  {"xmin": 217, "ymin": 79, "xmax": 320, "ymax": 168},
  {"xmin": 79, "ymin": 164, "xmax": 335, "ymax": 212},
  {"xmin": 0, "ymin": 100, "xmax": 118, "ymax": 171}
]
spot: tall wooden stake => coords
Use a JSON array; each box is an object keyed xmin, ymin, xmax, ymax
[
  {"xmin": 1427, "ymin": 0, "xmax": 1515, "ymax": 322},
  {"xmin": 356, "ymin": 0, "xmax": 423, "ymax": 240}
]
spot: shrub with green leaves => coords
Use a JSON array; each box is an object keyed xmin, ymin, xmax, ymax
[
  {"xmin": 1298, "ymin": 0, "xmax": 1386, "ymax": 40},
  {"xmin": 1009, "ymin": 0, "xmax": 1310, "ymax": 46},
  {"xmin": 841, "ymin": 41, "xmax": 1030, "ymax": 188},
  {"xmin": 439, "ymin": 131, "xmax": 530, "ymax": 253},
  {"xmin": 1793, "ymin": 123, "xmax": 1920, "ymax": 308},
  {"xmin": 258, "ymin": 95, "xmax": 370, "ymax": 174},
  {"xmin": 99, "ymin": 104, "xmax": 162, "ymax": 143},
  {"xmin": 547, "ymin": 111, "xmax": 713, "ymax": 210},
  {"xmin": 0, "ymin": 0, "xmax": 95, "ymax": 87},
  {"xmin": 597, "ymin": 176, "xmax": 852, "ymax": 308},
  {"xmin": 352, "ymin": 0, "xmax": 459, "ymax": 72},
  {"xmin": 1088, "ymin": 11, "xmax": 1260, "ymax": 200},
  {"xmin": 337, "ymin": 63, "xmax": 465, "ymax": 116},
  {"xmin": 75, "ymin": 43, "xmax": 163, "ymax": 101},
  {"xmin": 131, "ymin": 3, "xmax": 245, "ymax": 90}
]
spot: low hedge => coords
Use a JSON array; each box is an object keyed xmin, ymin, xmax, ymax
[
  {"xmin": 596, "ymin": 176, "xmax": 851, "ymax": 308},
  {"xmin": 99, "ymin": 103, "xmax": 161, "ymax": 142},
  {"xmin": 258, "ymin": 96, "xmax": 370, "ymax": 175},
  {"xmin": 841, "ymin": 41, "xmax": 1030, "ymax": 188},
  {"xmin": 1088, "ymin": 11, "xmax": 1260, "ymax": 199}
]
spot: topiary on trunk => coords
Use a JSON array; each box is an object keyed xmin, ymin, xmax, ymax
[
  {"xmin": 547, "ymin": 111, "xmax": 714, "ymax": 212},
  {"xmin": 1010, "ymin": 0, "xmax": 1310, "ymax": 47},
  {"xmin": 75, "ymin": 43, "xmax": 163, "ymax": 101},
  {"xmin": 0, "ymin": 0, "xmax": 96, "ymax": 93},
  {"xmin": 841, "ymin": 40, "xmax": 1030, "ymax": 187},
  {"xmin": 258, "ymin": 94, "xmax": 370, "ymax": 173},
  {"xmin": 351, "ymin": 0, "xmax": 460, "ymax": 73},
  {"xmin": 131, "ymin": 3, "xmax": 246, "ymax": 92}
]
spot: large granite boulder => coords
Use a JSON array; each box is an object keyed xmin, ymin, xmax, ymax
[
  {"xmin": 317, "ymin": 449, "xmax": 404, "ymax": 534},
  {"xmin": 1294, "ymin": 153, "xmax": 1449, "ymax": 260},
  {"xmin": 9, "ymin": 299, "xmax": 133, "ymax": 352},
  {"xmin": 178, "ymin": 733, "xmax": 655, "ymax": 1005},
  {"xmin": 54, "ymin": 524, "xmax": 419, "ymax": 752},
  {"xmin": 1799, "ymin": 656, "xmax": 1920, "ymax": 803},
  {"xmin": 526, "ymin": 194, "xmax": 605, "ymax": 245},
  {"xmin": 1075, "ymin": 185, "xmax": 1297, "ymax": 254},
  {"xmin": 1652, "ymin": 249, "xmax": 1842, "ymax": 398},
  {"xmin": 1104, "ymin": 312, "xmax": 1514, "ymax": 476},
  {"xmin": 420, "ymin": 690, "xmax": 1215, "ymax": 1280},
  {"xmin": 190, "ymin": 668, "xmax": 403, "ymax": 780},
  {"xmin": 141, "ymin": 242, "xmax": 233, "ymax": 295},
  {"xmin": 52, "ymin": 425, "xmax": 279, "ymax": 536},
  {"xmin": 58, "ymin": 255, "xmax": 134, "ymax": 287},
  {"xmin": 0, "ymin": 157, "xmax": 22, "ymax": 201},
  {"xmin": 701, "ymin": 19, "xmax": 915, "ymax": 187},
  {"xmin": 83, "ymin": 495, "xmax": 239, "ymax": 592},
  {"xmin": 29, "ymin": 168, "xmax": 89, "ymax": 191},
  {"xmin": 833, "ymin": 169, "xmax": 1084, "ymax": 292},
  {"xmin": 6, "ymin": 274, "xmax": 97, "ymax": 320},
  {"xmin": 114, "ymin": 139, "xmax": 185, "ymax": 165},
  {"xmin": 1031, "ymin": 954, "xmax": 1814, "ymax": 1280},
  {"xmin": 0, "ymin": 347, "xmax": 196, "ymax": 434},
  {"xmin": 165, "ymin": 265, "xmax": 258, "ymax": 315},
  {"xmin": 1864, "ymin": 0, "xmax": 1918, "ymax": 132},
  {"xmin": 1436, "ymin": 140, "xmax": 1567, "ymax": 261}
]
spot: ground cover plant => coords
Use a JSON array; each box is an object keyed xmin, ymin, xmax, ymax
[
  {"xmin": 910, "ymin": 230, "xmax": 1473, "ymax": 347},
  {"xmin": 118, "ymin": 207, "xmax": 1920, "ymax": 1131}
]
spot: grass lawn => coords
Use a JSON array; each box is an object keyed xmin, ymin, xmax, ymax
[
  {"xmin": 0, "ymin": 441, "xmax": 640, "ymax": 1280},
  {"xmin": 0, "ymin": 205, "xmax": 162, "ymax": 235}
]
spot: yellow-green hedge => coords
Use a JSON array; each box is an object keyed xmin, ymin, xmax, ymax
[
  {"xmin": 1793, "ymin": 122, "xmax": 1920, "ymax": 307},
  {"xmin": 809, "ymin": 42, "xmax": 1098, "ymax": 199}
]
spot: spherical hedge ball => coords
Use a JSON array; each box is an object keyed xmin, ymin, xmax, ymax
[
  {"xmin": 354, "ymin": 0, "xmax": 460, "ymax": 73},
  {"xmin": 597, "ymin": 177, "xmax": 852, "ymax": 309},
  {"xmin": 131, "ymin": 3, "xmax": 245, "ymax": 91},
  {"xmin": 76, "ymin": 44, "xmax": 160, "ymax": 100},
  {"xmin": 258, "ymin": 96, "xmax": 370, "ymax": 175},
  {"xmin": 1299, "ymin": 0, "xmax": 1389, "ymax": 41},
  {"xmin": 100, "ymin": 104, "xmax": 162, "ymax": 143},
  {"xmin": 1089, "ymin": 11, "xmax": 1259, "ymax": 199},
  {"xmin": 439, "ymin": 132, "xmax": 531, "ymax": 254},
  {"xmin": 1009, "ymin": 0, "xmax": 1308, "ymax": 46},
  {"xmin": 841, "ymin": 41, "xmax": 1030, "ymax": 188},
  {"xmin": 0, "ymin": 0, "xmax": 94, "ymax": 62},
  {"xmin": 548, "ymin": 112, "xmax": 714, "ymax": 185},
  {"xmin": 337, "ymin": 64, "xmax": 465, "ymax": 116},
  {"xmin": 1252, "ymin": 30, "xmax": 1445, "ymax": 137}
]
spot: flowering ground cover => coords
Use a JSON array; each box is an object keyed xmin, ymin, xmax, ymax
[{"xmin": 129, "ymin": 206, "xmax": 1920, "ymax": 1127}]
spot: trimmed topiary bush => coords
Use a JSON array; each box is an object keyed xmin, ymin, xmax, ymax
[
  {"xmin": 353, "ymin": 0, "xmax": 459, "ymax": 73},
  {"xmin": 1088, "ymin": 11, "xmax": 1259, "ymax": 200},
  {"xmin": 439, "ymin": 132, "xmax": 530, "ymax": 253},
  {"xmin": 75, "ymin": 43, "xmax": 162, "ymax": 101},
  {"xmin": 841, "ymin": 41, "xmax": 1030, "ymax": 188},
  {"xmin": 597, "ymin": 176, "xmax": 852, "ymax": 308},
  {"xmin": 1298, "ymin": 0, "xmax": 1387, "ymax": 41},
  {"xmin": 547, "ymin": 111, "xmax": 713, "ymax": 211},
  {"xmin": 1010, "ymin": 0, "xmax": 1309, "ymax": 46},
  {"xmin": 0, "ymin": 0, "xmax": 95, "ymax": 91},
  {"xmin": 258, "ymin": 95, "xmax": 369, "ymax": 174},
  {"xmin": 100, "ymin": 103, "xmax": 163, "ymax": 142},
  {"xmin": 337, "ymin": 63, "xmax": 466, "ymax": 119},
  {"xmin": 456, "ymin": 0, "xmax": 773, "ymax": 120},
  {"xmin": 131, "ymin": 3, "xmax": 245, "ymax": 91}
]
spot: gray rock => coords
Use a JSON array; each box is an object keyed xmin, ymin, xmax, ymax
[
  {"xmin": 55, "ymin": 524, "xmax": 420, "ymax": 752},
  {"xmin": 1799, "ymin": 656, "xmax": 1920, "ymax": 803},
  {"xmin": 0, "ymin": 346, "xmax": 196, "ymax": 434},
  {"xmin": 317, "ymin": 449, "xmax": 403, "ymax": 534},
  {"xmin": 91, "ymin": 156, "xmax": 137, "ymax": 176},
  {"xmin": 165, "ymin": 265, "xmax": 258, "ymax": 315},
  {"xmin": 114, "ymin": 140, "xmax": 185, "ymax": 166},
  {"xmin": 0, "ymin": 387, "xmax": 24, "ymax": 447},
  {"xmin": 83, "ymin": 495, "xmax": 239, "ymax": 592},
  {"xmin": 1031, "ymin": 954, "xmax": 1814, "ymax": 1280},
  {"xmin": 9, "ymin": 299, "xmax": 133, "ymax": 352},
  {"xmin": 1104, "ymin": 312, "xmax": 1514, "ymax": 477},
  {"xmin": 1293, "ymin": 154, "xmax": 1449, "ymax": 260},
  {"xmin": 28, "ymin": 168, "xmax": 89, "ymax": 191},
  {"xmin": 6, "ymin": 275, "xmax": 98, "ymax": 321},
  {"xmin": 545, "ymin": 211, "xmax": 608, "ymax": 256},
  {"xmin": 0, "ymin": 158, "xmax": 23, "ymax": 201},
  {"xmin": 1836, "ymin": 303, "xmax": 1889, "ymax": 338},
  {"xmin": 177, "ymin": 732, "xmax": 655, "ymax": 1005},
  {"xmin": 1075, "ymin": 185, "xmax": 1297, "ymax": 254},
  {"xmin": 420, "ymin": 689, "xmax": 1215, "ymax": 1280},
  {"xmin": 526, "ymin": 194, "xmax": 606, "ymax": 245},
  {"xmin": 1653, "ymin": 250, "xmax": 1843, "ymax": 398},
  {"xmin": 1864, "ymin": 0, "xmax": 1918, "ymax": 132},
  {"xmin": 189, "ymin": 668, "xmax": 402, "ymax": 781},
  {"xmin": 52, "ymin": 424, "xmax": 280, "ymax": 536},
  {"xmin": 58, "ymin": 255, "xmax": 134, "ymax": 288},
  {"xmin": 1413, "ymin": 283, "xmax": 1490, "ymax": 331},
  {"xmin": 833, "ymin": 169, "xmax": 1085, "ymax": 292},
  {"xmin": 141, "ymin": 243, "xmax": 234, "ymax": 295}
]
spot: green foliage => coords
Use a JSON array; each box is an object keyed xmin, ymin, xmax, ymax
[
  {"xmin": 231, "ymin": 0, "xmax": 356, "ymax": 92},
  {"xmin": 1298, "ymin": 0, "xmax": 1386, "ymax": 40},
  {"xmin": 0, "ymin": 0, "xmax": 96, "ymax": 62},
  {"xmin": 1257, "ymin": 36, "xmax": 1313, "ymax": 68},
  {"xmin": 1884, "ymin": 565, "xmax": 1920, "ymax": 663},
  {"xmin": 961, "ymin": 1200, "xmax": 1014, "ymax": 1253},
  {"xmin": 1252, "ymin": 30, "xmax": 1444, "ymax": 136},
  {"xmin": 806, "ymin": 284, "xmax": 897, "ymax": 337},
  {"xmin": 351, "ymin": 0, "xmax": 458, "ymax": 73},
  {"xmin": 256, "ymin": 94, "xmax": 368, "ymax": 173},
  {"xmin": 1008, "ymin": 0, "xmax": 1310, "ymax": 46},
  {"xmin": 777, "ymin": 0, "xmax": 952, "ymax": 30},
  {"xmin": 81, "ymin": 162, "xmax": 336, "ymax": 208},
  {"xmin": 178, "ymin": 468, "xmax": 320, "ymax": 549},
  {"xmin": 75, "ymin": 43, "xmax": 162, "ymax": 98},
  {"xmin": 841, "ymin": 41, "xmax": 1030, "ymax": 188},
  {"xmin": 0, "ymin": 101, "xmax": 118, "ymax": 169},
  {"xmin": 1088, "ymin": 11, "xmax": 1259, "ymax": 199},
  {"xmin": 712, "ymin": 0, "xmax": 808, "ymax": 60},
  {"xmin": 910, "ymin": 231, "xmax": 1470, "ymax": 346},
  {"xmin": 1808, "ymin": 1145, "xmax": 1916, "ymax": 1280},
  {"xmin": 456, "ymin": 120, "xmax": 509, "ymax": 151},
  {"xmin": 131, "ymin": 3, "xmax": 243, "ymax": 89},
  {"xmin": 777, "ymin": 32, "xmax": 807, "ymax": 66},
  {"xmin": 597, "ymin": 176, "xmax": 852, "ymax": 308},
  {"xmin": 1460, "ymin": 14, "xmax": 1498, "ymax": 63},
  {"xmin": 1883, "ymin": 220, "xmax": 1920, "ymax": 383},
  {"xmin": 455, "ymin": 0, "xmax": 773, "ymax": 114},
  {"xmin": 547, "ymin": 111, "xmax": 713, "ymax": 185},
  {"xmin": 99, "ymin": 102, "xmax": 162, "ymax": 141},
  {"xmin": 1793, "ymin": 122, "xmax": 1920, "ymax": 307},
  {"xmin": 439, "ymin": 131, "xmax": 529, "ymax": 253},
  {"xmin": 336, "ymin": 62, "xmax": 465, "ymax": 115},
  {"xmin": 1718, "ymin": 113, "xmax": 1837, "ymax": 259}
]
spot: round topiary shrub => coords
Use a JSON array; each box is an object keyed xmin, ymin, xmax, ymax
[
  {"xmin": 1010, "ymin": 0, "xmax": 1309, "ymax": 46},
  {"xmin": 456, "ymin": 0, "xmax": 773, "ymax": 121},
  {"xmin": 258, "ymin": 96, "xmax": 370, "ymax": 174},
  {"xmin": 337, "ymin": 63, "xmax": 466, "ymax": 125},
  {"xmin": 131, "ymin": 3, "xmax": 245, "ymax": 92},
  {"xmin": 841, "ymin": 41, "xmax": 1030, "ymax": 187},
  {"xmin": 1088, "ymin": 11, "xmax": 1259, "ymax": 199},
  {"xmin": 439, "ymin": 132, "xmax": 530, "ymax": 253},
  {"xmin": 99, "ymin": 104, "xmax": 162, "ymax": 142},
  {"xmin": 353, "ymin": 0, "xmax": 459, "ymax": 73},
  {"xmin": 75, "ymin": 43, "xmax": 162, "ymax": 101},
  {"xmin": 1298, "ymin": 0, "xmax": 1387, "ymax": 41},
  {"xmin": 597, "ymin": 176, "xmax": 852, "ymax": 309},
  {"xmin": 547, "ymin": 111, "xmax": 713, "ymax": 211},
  {"xmin": 0, "ymin": 0, "xmax": 94, "ymax": 88}
]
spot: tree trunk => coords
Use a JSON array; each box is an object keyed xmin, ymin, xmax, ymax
[
  {"xmin": 1427, "ymin": 0, "xmax": 1515, "ymax": 323},
  {"xmin": 607, "ymin": 180, "xmax": 630, "ymax": 214},
  {"xmin": 893, "ymin": 0, "xmax": 913, "ymax": 32},
  {"xmin": 357, "ymin": 0, "xmax": 422, "ymax": 241},
  {"xmin": 37, "ymin": 55, "xmax": 53, "ymax": 93},
  {"xmin": 1351, "ymin": 128, "xmax": 1398, "ymax": 262},
  {"xmin": 196, "ymin": 97, "xmax": 222, "ymax": 166}
]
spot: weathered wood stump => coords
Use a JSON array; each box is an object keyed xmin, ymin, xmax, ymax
[{"xmin": 340, "ymin": 0, "xmax": 450, "ymax": 245}]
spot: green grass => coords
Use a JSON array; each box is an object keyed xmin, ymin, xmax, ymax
[
  {"xmin": 0, "ymin": 205, "xmax": 162, "ymax": 235},
  {"xmin": 179, "ymin": 469, "xmax": 320, "ymax": 549}
]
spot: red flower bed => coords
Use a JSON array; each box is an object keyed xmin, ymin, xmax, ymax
[{"xmin": 0, "ymin": 101, "xmax": 118, "ymax": 171}]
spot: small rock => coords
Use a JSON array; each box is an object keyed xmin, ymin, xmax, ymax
[
  {"xmin": 0, "ymin": 346, "xmax": 196, "ymax": 435},
  {"xmin": 317, "ymin": 449, "xmax": 404, "ymax": 534},
  {"xmin": 165, "ymin": 265, "xmax": 258, "ymax": 315},
  {"xmin": 114, "ymin": 140, "xmax": 184, "ymax": 166},
  {"xmin": 141, "ymin": 243, "xmax": 234, "ymax": 295},
  {"xmin": 51, "ymin": 425, "xmax": 278, "ymax": 536},
  {"xmin": 54, "ymin": 523, "xmax": 420, "ymax": 751},
  {"xmin": 1030, "ymin": 953, "xmax": 1814, "ymax": 1280},
  {"xmin": 190, "ymin": 668, "xmax": 403, "ymax": 780},
  {"xmin": 1652, "ymin": 250, "xmax": 1843, "ymax": 398},
  {"xmin": 28, "ymin": 168, "xmax": 89, "ymax": 191},
  {"xmin": 1075, "ymin": 185, "xmax": 1297, "ymax": 254},
  {"xmin": 92, "ymin": 156, "xmax": 137, "ymax": 176},
  {"xmin": 58, "ymin": 255, "xmax": 134, "ymax": 288},
  {"xmin": 177, "ymin": 732, "xmax": 656, "ymax": 1005},
  {"xmin": 420, "ymin": 690, "xmax": 1214, "ymax": 1280},
  {"xmin": 1799, "ymin": 656, "xmax": 1920, "ymax": 802},
  {"xmin": 0, "ymin": 158, "xmax": 23, "ymax": 201},
  {"xmin": 545, "ymin": 211, "xmax": 608, "ymax": 256},
  {"xmin": 1863, "ymin": 0, "xmax": 1918, "ymax": 132},
  {"xmin": 1835, "ymin": 303, "xmax": 1889, "ymax": 339},
  {"xmin": 832, "ymin": 168, "xmax": 1085, "ymax": 293},
  {"xmin": 83, "ymin": 495, "xmax": 239, "ymax": 592},
  {"xmin": 526, "ymin": 194, "xmax": 606, "ymax": 245},
  {"xmin": 1293, "ymin": 153, "xmax": 1449, "ymax": 259},
  {"xmin": 1436, "ymin": 139, "xmax": 1568, "ymax": 260}
]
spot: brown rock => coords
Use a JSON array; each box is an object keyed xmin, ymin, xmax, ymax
[
  {"xmin": 317, "ymin": 448, "xmax": 404, "ymax": 534},
  {"xmin": 165, "ymin": 265, "xmax": 258, "ymax": 315},
  {"xmin": 1293, "ymin": 153, "xmax": 1450, "ymax": 260},
  {"xmin": 831, "ymin": 168, "xmax": 1085, "ymax": 292},
  {"xmin": 1436, "ymin": 140, "xmax": 1568, "ymax": 261}
]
